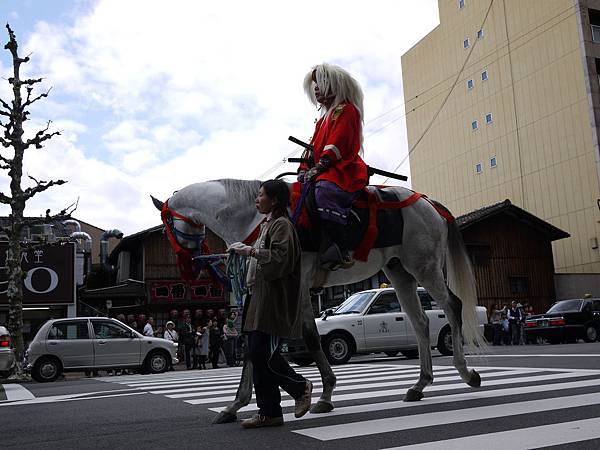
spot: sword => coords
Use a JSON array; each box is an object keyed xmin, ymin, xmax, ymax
[{"xmin": 288, "ymin": 136, "xmax": 408, "ymax": 182}]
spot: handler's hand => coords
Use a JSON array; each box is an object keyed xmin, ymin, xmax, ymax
[
  {"xmin": 297, "ymin": 171, "xmax": 306, "ymax": 183},
  {"xmin": 305, "ymin": 167, "xmax": 320, "ymax": 182},
  {"xmin": 226, "ymin": 242, "xmax": 253, "ymax": 256}
]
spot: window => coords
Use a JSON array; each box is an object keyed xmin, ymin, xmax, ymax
[
  {"xmin": 481, "ymin": 70, "xmax": 488, "ymax": 81},
  {"xmin": 477, "ymin": 29, "xmax": 484, "ymax": 39},
  {"xmin": 459, "ymin": 0, "xmax": 465, "ymax": 9},
  {"xmin": 490, "ymin": 156, "xmax": 497, "ymax": 167},
  {"xmin": 92, "ymin": 321, "xmax": 132, "ymax": 339},
  {"xmin": 471, "ymin": 120, "xmax": 478, "ymax": 130},
  {"xmin": 467, "ymin": 79, "xmax": 474, "ymax": 90},
  {"xmin": 485, "ymin": 113, "xmax": 493, "ymax": 124},
  {"xmin": 367, "ymin": 293, "xmax": 401, "ymax": 315},
  {"xmin": 508, "ymin": 276, "xmax": 529, "ymax": 295},
  {"xmin": 463, "ymin": 38, "xmax": 470, "ymax": 49},
  {"xmin": 475, "ymin": 163, "xmax": 482, "ymax": 174},
  {"xmin": 48, "ymin": 320, "xmax": 90, "ymax": 340}
]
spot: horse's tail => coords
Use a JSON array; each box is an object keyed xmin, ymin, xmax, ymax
[{"xmin": 446, "ymin": 219, "xmax": 487, "ymax": 353}]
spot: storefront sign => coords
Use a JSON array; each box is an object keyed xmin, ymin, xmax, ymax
[
  {"xmin": 148, "ymin": 279, "xmax": 225, "ymax": 302},
  {"xmin": 0, "ymin": 243, "xmax": 75, "ymax": 305}
]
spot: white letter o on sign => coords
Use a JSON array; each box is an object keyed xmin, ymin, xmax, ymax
[{"xmin": 24, "ymin": 267, "xmax": 59, "ymax": 294}]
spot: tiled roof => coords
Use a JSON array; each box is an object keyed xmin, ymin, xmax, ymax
[{"xmin": 456, "ymin": 199, "xmax": 569, "ymax": 241}]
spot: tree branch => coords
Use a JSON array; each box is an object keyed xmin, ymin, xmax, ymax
[
  {"xmin": 23, "ymin": 86, "xmax": 51, "ymax": 108},
  {"xmin": 22, "ymin": 178, "xmax": 67, "ymax": 201},
  {"xmin": 25, "ymin": 120, "xmax": 61, "ymax": 149},
  {"xmin": 0, "ymin": 191, "xmax": 12, "ymax": 204}
]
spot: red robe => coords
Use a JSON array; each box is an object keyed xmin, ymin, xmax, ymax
[{"xmin": 301, "ymin": 103, "xmax": 368, "ymax": 193}]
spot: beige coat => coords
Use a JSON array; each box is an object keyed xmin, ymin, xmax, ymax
[{"xmin": 243, "ymin": 215, "xmax": 303, "ymax": 339}]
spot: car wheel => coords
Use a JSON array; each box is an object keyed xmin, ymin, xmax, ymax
[
  {"xmin": 400, "ymin": 349, "xmax": 419, "ymax": 359},
  {"xmin": 437, "ymin": 326, "xmax": 453, "ymax": 356},
  {"xmin": 324, "ymin": 332, "xmax": 353, "ymax": 365},
  {"xmin": 32, "ymin": 357, "xmax": 62, "ymax": 382},
  {"xmin": 384, "ymin": 351, "xmax": 399, "ymax": 357},
  {"xmin": 583, "ymin": 323, "xmax": 598, "ymax": 343},
  {"xmin": 290, "ymin": 357, "xmax": 315, "ymax": 367},
  {"xmin": 145, "ymin": 351, "xmax": 169, "ymax": 374}
]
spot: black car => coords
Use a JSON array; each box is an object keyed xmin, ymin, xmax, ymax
[{"xmin": 525, "ymin": 298, "xmax": 600, "ymax": 344}]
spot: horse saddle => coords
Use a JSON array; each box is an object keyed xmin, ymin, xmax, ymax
[{"xmin": 291, "ymin": 183, "xmax": 405, "ymax": 256}]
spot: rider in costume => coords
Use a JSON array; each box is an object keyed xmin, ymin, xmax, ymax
[{"xmin": 299, "ymin": 63, "xmax": 368, "ymax": 270}]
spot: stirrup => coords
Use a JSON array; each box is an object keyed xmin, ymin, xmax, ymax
[{"xmin": 319, "ymin": 244, "xmax": 354, "ymax": 271}]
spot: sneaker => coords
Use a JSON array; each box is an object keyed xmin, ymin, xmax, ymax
[
  {"xmin": 240, "ymin": 414, "xmax": 284, "ymax": 429},
  {"xmin": 294, "ymin": 380, "xmax": 313, "ymax": 418}
]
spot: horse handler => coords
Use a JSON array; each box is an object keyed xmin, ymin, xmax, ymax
[{"xmin": 227, "ymin": 179, "xmax": 313, "ymax": 428}]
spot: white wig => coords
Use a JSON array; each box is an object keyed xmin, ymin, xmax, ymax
[{"xmin": 304, "ymin": 63, "xmax": 364, "ymax": 148}]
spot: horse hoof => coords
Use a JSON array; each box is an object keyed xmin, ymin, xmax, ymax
[
  {"xmin": 212, "ymin": 411, "xmax": 237, "ymax": 424},
  {"xmin": 467, "ymin": 369, "xmax": 481, "ymax": 388},
  {"xmin": 404, "ymin": 388, "xmax": 424, "ymax": 402},
  {"xmin": 310, "ymin": 400, "xmax": 334, "ymax": 414}
]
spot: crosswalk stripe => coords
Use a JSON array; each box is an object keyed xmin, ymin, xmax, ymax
[
  {"xmin": 380, "ymin": 417, "xmax": 600, "ymax": 450},
  {"xmin": 159, "ymin": 368, "xmax": 505, "ymax": 398},
  {"xmin": 293, "ymin": 391, "xmax": 600, "ymax": 441},
  {"xmin": 208, "ymin": 369, "xmax": 596, "ymax": 411},
  {"xmin": 149, "ymin": 367, "xmax": 479, "ymax": 395},
  {"xmin": 2, "ymin": 384, "xmax": 35, "ymax": 401},
  {"xmin": 282, "ymin": 377, "xmax": 600, "ymax": 422},
  {"xmin": 122, "ymin": 364, "xmax": 409, "ymax": 387},
  {"xmin": 187, "ymin": 369, "xmax": 528, "ymax": 405}
]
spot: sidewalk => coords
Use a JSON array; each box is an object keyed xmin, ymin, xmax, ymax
[{"xmin": 61, "ymin": 362, "xmax": 233, "ymax": 381}]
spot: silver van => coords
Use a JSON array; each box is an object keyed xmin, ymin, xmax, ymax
[
  {"xmin": 0, "ymin": 325, "xmax": 16, "ymax": 378},
  {"xmin": 24, "ymin": 317, "xmax": 178, "ymax": 382}
]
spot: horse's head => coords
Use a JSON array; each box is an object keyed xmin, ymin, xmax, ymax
[{"xmin": 151, "ymin": 194, "xmax": 208, "ymax": 281}]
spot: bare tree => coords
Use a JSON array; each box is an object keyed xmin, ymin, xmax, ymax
[{"xmin": 1, "ymin": 24, "xmax": 66, "ymax": 377}]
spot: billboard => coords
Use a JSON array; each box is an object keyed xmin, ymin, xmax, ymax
[{"xmin": 0, "ymin": 242, "xmax": 75, "ymax": 305}]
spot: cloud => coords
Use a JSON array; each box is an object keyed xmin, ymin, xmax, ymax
[{"xmin": 0, "ymin": 0, "xmax": 439, "ymax": 234}]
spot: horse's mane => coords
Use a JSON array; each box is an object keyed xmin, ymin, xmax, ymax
[{"xmin": 215, "ymin": 179, "xmax": 262, "ymax": 205}]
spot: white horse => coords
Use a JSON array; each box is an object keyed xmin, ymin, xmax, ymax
[{"xmin": 152, "ymin": 179, "xmax": 485, "ymax": 424}]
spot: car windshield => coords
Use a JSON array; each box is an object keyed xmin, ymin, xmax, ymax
[
  {"xmin": 334, "ymin": 292, "xmax": 375, "ymax": 315},
  {"xmin": 547, "ymin": 299, "xmax": 583, "ymax": 313}
]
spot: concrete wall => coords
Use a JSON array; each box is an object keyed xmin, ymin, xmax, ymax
[{"xmin": 554, "ymin": 272, "xmax": 600, "ymax": 298}]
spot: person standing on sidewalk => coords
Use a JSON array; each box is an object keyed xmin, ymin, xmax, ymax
[
  {"xmin": 227, "ymin": 179, "xmax": 313, "ymax": 429},
  {"xmin": 180, "ymin": 316, "xmax": 194, "ymax": 369},
  {"xmin": 223, "ymin": 313, "xmax": 239, "ymax": 367},
  {"xmin": 163, "ymin": 321, "xmax": 178, "ymax": 371}
]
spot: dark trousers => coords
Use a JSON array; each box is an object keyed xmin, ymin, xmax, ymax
[
  {"xmin": 210, "ymin": 344, "xmax": 220, "ymax": 368},
  {"xmin": 183, "ymin": 342, "xmax": 193, "ymax": 368},
  {"xmin": 492, "ymin": 323, "xmax": 502, "ymax": 345},
  {"xmin": 193, "ymin": 354, "xmax": 207, "ymax": 369},
  {"xmin": 509, "ymin": 322, "xmax": 520, "ymax": 345},
  {"xmin": 224, "ymin": 338, "xmax": 237, "ymax": 366},
  {"xmin": 247, "ymin": 330, "xmax": 306, "ymax": 418}
]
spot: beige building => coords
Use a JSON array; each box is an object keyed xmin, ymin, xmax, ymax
[{"xmin": 402, "ymin": 0, "xmax": 600, "ymax": 274}]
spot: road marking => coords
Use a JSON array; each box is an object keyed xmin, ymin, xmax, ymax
[
  {"xmin": 151, "ymin": 368, "xmax": 468, "ymax": 395},
  {"xmin": 282, "ymin": 377, "xmax": 600, "ymax": 422},
  {"xmin": 381, "ymin": 417, "xmax": 600, "ymax": 449},
  {"xmin": 470, "ymin": 353, "xmax": 600, "ymax": 358},
  {"xmin": 209, "ymin": 369, "xmax": 597, "ymax": 411},
  {"xmin": 0, "ymin": 391, "xmax": 146, "ymax": 407},
  {"xmin": 2, "ymin": 384, "xmax": 34, "ymax": 401},
  {"xmin": 293, "ymin": 391, "xmax": 600, "ymax": 441}
]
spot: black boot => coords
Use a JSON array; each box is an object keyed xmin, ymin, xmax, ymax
[{"xmin": 319, "ymin": 221, "xmax": 354, "ymax": 271}]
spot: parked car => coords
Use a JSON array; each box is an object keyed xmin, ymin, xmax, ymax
[
  {"xmin": 24, "ymin": 317, "xmax": 179, "ymax": 382},
  {"xmin": 0, "ymin": 325, "xmax": 16, "ymax": 378},
  {"xmin": 525, "ymin": 298, "xmax": 600, "ymax": 344},
  {"xmin": 282, "ymin": 287, "xmax": 487, "ymax": 365}
]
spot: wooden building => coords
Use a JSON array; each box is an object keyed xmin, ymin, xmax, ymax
[{"xmin": 456, "ymin": 199, "xmax": 569, "ymax": 314}]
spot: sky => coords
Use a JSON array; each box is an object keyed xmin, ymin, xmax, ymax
[{"xmin": 0, "ymin": 0, "xmax": 440, "ymax": 235}]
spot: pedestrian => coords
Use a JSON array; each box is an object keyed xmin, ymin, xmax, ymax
[
  {"xmin": 143, "ymin": 317, "xmax": 155, "ymax": 337},
  {"xmin": 297, "ymin": 63, "xmax": 368, "ymax": 270},
  {"xmin": 199, "ymin": 323, "xmax": 209, "ymax": 369},
  {"xmin": 180, "ymin": 316, "xmax": 194, "ymax": 369},
  {"xmin": 163, "ymin": 321, "xmax": 178, "ymax": 370},
  {"xmin": 489, "ymin": 304, "xmax": 502, "ymax": 345},
  {"xmin": 192, "ymin": 325, "xmax": 206, "ymax": 369},
  {"xmin": 208, "ymin": 319, "xmax": 222, "ymax": 369},
  {"xmin": 507, "ymin": 300, "xmax": 522, "ymax": 345},
  {"xmin": 223, "ymin": 312, "xmax": 239, "ymax": 367},
  {"xmin": 227, "ymin": 179, "xmax": 313, "ymax": 428}
]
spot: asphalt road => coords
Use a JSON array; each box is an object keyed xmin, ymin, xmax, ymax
[{"xmin": 2, "ymin": 343, "xmax": 600, "ymax": 449}]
